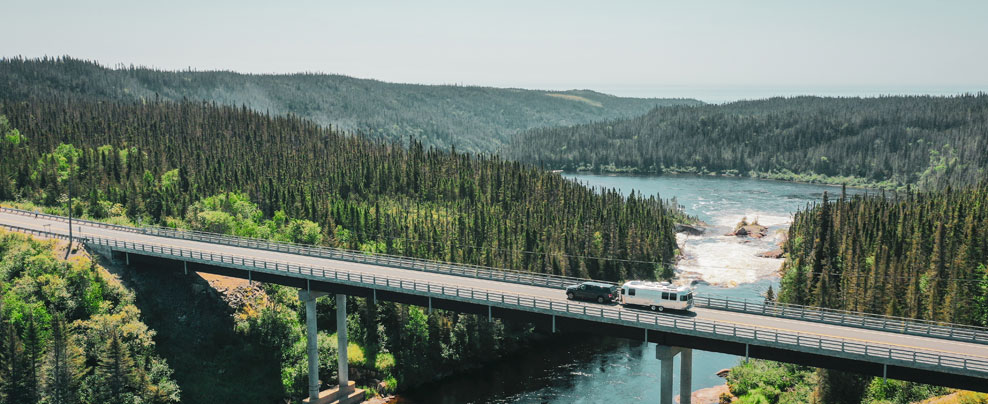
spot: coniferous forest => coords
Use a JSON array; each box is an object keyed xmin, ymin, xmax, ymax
[
  {"xmin": 0, "ymin": 99, "xmax": 683, "ymax": 280},
  {"xmin": 0, "ymin": 97, "xmax": 688, "ymax": 402},
  {"xmin": 509, "ymin": 95, "xmax": 988, "ymax": 189},
  {"xmin": 0, "ymin": 56, "xmax": 700, "ymax": 152},
  {"xmin": 780, "ymin": 185, "xmax": 988, "ymax": 326},
  {"xmin": 748, "ymin": 183, "xmax": 988, "ymax": 404}
]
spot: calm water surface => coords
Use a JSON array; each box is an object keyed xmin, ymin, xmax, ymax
[{"xmin": 396, "ymin": 174, "xmax": 868, "ymax": 404}]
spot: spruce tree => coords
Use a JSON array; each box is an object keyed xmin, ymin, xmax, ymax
[
  {"xmin": 45, "ymin": 316, "xmax": 86, "ymax": 404},
  {"xmin": 96, "ymin": 329, "xmax": 137, "ymax": 404}
]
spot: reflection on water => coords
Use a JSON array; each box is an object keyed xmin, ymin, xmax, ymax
[{"xmin": 395, "ymin": 175, "xmax": 869, "ymax": 403}]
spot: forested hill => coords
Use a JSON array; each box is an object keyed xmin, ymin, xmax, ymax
[
  {"xmin": 509, "ymin": 95, "xmax": 988, "ymax": 188},
  {"xmin": 0, "ymin": 98, "xmax": 685, "ymax": 281},
  {"xmin": 0, "ymin": 56, "xmax": 700, "ymax": 152}
]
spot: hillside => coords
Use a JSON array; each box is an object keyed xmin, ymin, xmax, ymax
[
  {"xmin": 0, "ymin": 230, "xmax": 180, "ymax": 403},
  {"xmin": 0, "ymin": 56, "xmax": 701, "ymax": 152},
  {"xmin": 0, "ymin": 97, "xmax": 688, "ymax": 401},
  {"xmin": 508, "ymin": 95, "xmax": 988, "ymax": 188}
]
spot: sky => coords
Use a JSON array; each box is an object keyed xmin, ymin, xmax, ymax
[{"xmin": 5, "ymin": 0, "xmax": 988, "ymax": 102}]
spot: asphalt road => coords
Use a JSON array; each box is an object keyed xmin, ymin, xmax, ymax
[{"xmin": 2, "ymin": 210, "xmax": 986, "ymax": 363}]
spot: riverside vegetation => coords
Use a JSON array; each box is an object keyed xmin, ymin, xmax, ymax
[
  {"xmin": 0, "ymin": 96, "xmax": 688, "ymax": 402},
  {"xmin": 509, "ymin": 95, "xmax": 988, "ymax": 189},
  {"xmin": 0, "ymin": 56, "xmax": 700, "ymax": 152}
]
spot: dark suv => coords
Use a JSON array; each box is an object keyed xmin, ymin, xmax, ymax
[{"xmin": 566, "ymin": 282, "xmax": 618, "ymax": 303}]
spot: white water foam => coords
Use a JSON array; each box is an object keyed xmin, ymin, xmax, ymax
[
  {"xmin": 677, "ymin": 210, "xmax": 790, "ymax": 287},
  {"xmin": 709, "ymin": 211, "xmax": 792, "ymax": 228}
]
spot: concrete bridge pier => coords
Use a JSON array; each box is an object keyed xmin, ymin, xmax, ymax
[
  {"xmin": 335, "ymin": 294, "xmax": 351, "ymax": 396},
  {"xmin": 300, "ymin": 291, "xmax": 362, "ymax": 404},
  {"xmin": 656, "ymin": 346, "xmax": 692, "ymax": 404}
]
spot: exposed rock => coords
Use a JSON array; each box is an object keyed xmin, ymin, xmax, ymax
[
  {"xmin": 725, "ymin": 217, "xmax": 768, "ymax": 238},
  {"xmin": 676, "ymin": 223, "xmax": 706, "ymax": 236},
  {"xmin": 756, "ymin": 249, "xmax": 785, "ymax": 259},
  {"xmin": 677, "ymin": 384, "xmax": 732, "ymax": 404},
  {"xmin": 716, "ymin": 368, "xmax": 731, "ymax": 377}
]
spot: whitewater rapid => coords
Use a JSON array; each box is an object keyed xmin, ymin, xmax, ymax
[{"xmin": 675, "ymin": 210, "xmax": 791, "ymax": 287}]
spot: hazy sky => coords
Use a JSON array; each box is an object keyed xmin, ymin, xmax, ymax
[{"xmin": 5, "ymin": 0, "xmax": 987, "ymax": 102}]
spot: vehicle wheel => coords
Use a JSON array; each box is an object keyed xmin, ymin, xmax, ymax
[
  {"xmin": 650, "ymin": 305, "xmax": 657, "ymax": 311},
  {"xmin": 597, "ymin": 296, "xmax": 605, "ymax": 303},
  {"xmin": 567, "ymin": 292, "xmax": 574, "ymax": 300},
  {"xmin": 657, "ymin": 306, "xmax": 664, "ymax": 312}
]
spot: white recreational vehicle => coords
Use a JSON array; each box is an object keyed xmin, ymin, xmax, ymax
[{"xmin": 620, "ymin": 281, "xmax": 694, "ymax": 312}]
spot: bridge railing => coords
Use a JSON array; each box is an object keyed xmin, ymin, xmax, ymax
[
  {"xmin": 693, "ymin": 295, "xmax": 988, "ymax": 345},
  {"xmin": 0, "ymin": 206, "xmax": 588, "ymax": 289},
  {"xmin": 1, "ymin": 220, "xmax": 986, "ymax": 377},
  {"xmin": 75, "ymin": 231, "xmax": 987, "ymax": 377},
  {"xmin": 4, "ymin": 206, "xmax": 988, "ymax": 346}
]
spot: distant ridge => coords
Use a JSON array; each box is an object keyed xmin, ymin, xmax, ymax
[
  {"xmin": 0, "ymin": 56, "xmax": 701, "ymax": 152},
  {"xmin": 508, "ymin": 95, "xmax": 988, "ymax": 188}
]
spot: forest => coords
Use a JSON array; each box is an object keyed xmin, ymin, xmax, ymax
[
  {"xmin": 779, "ymin": 185, "xmax": 988, "ymax": 326},
  {"xmin": 509, "ymin": 95, "xmax": 988, "ymax": 189},
  {"xmin": 0, "ymin": 56, "xmax": 700, "ymax": 152},
  {"xmin": 722, "ymin": 183, "xmax": 988, "ymax": 404},
  {"xmin": 0, "ymin": 96, "xmax": 688, "ymax": 402},
  {"xmin": 0, "ymin": 230, "xmax": 181, "ymax": 404}
]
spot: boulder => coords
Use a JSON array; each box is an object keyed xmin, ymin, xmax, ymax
[
  {"xmin": 677, "ymin": 384, "xmax": 732, "ymax": 404},
  {"xmin": 727, "ymin": 219, "xmax": 768, "ymax": 238},
  {"xmin": 716, "ymin": 368, "xmax": 731, "ymax": 377},
  {"xmin": 676, "ymin": 223, "xmax": 706, "ymax": 236},
  {"xmin": 756, "ymin": 249, "xmax": 785, "ymax": 259}
]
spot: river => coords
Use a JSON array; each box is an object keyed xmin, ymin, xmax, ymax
[{"xmin": 395, "ymin": 174, "xmax": 867, "ymax": 403}]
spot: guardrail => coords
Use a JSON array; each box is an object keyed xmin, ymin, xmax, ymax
[
  {"xmin": 79, "ymin": 231, "xmax": 988, "ymax": 377},
  {"xmin": 4, "ymin": 206, "xmax": 987, "ymax": 346},
  {"xmin": 0, "ymin": 206, "xmax": 588, "ymax": 289},
  {"xmin": 2, "ymin": 220, "xmax": 987, "ymax": 377},
  {"xmin": 694, "ymin": 296, "xmax": 988, "ymax": 345}
]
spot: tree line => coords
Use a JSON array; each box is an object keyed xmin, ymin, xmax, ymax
[
  {"xmin": 509, "ymin": 95, "xmax": 988, "ymax": 189},
  {"xmin": 0, "ymin": 97, "xmax": 689, "ymax": 401},
  {"xmin": 779, "ymin": 184, "xmax": 988, "ymax": 326},
  {"xmin": 0, "ymin": 99, "xmax": 686, "ymax": 281},
  {"xmin": 0, "ymin": 56, "xmax": 699, "ymax": 153},
  {"xmin": 764, "ymin": 183, "xmax": 988, "ymax": 403}
]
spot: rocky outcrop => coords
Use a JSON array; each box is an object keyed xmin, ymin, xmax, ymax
[
  {"xmin": 677, "ymin": 384, "xmax": 732, "ymax": 404},
  {"xmin": 756, "ymin": 249, "xmax": 785, "ymax": 259},
  {"xmin": 676, "ymin": 223, "xmax": 706, "ymax": 236},
  {"xmin": 726, "ymin": 217, "xmax": 768, "ymax": 238}
]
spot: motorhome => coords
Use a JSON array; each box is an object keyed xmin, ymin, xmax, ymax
[{"xmin": 620, "ymin": 281, "xmax": 693, "ymax": 312}]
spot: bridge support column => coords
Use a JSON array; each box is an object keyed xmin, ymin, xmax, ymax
[
  {"xmin": 680, "ymin": 348, "xmax": 692, "ymax": 404},
  {"xmin": 299, "ymin": 290, "xmax": 328, "ymax": 403},
  {"xmin": 336, "ymin": 294, "xmax": 350, "ymax": 395},
  {"xmin": 656, "ymin": 346, "xmax": 692, "ymax": 404},
  {"xmin": 300, "ymin": 293, "xmax": 361, "ymax": 404}
]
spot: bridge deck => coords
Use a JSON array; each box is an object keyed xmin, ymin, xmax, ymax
[{"xmin": 2, "ymin": 210, "xmax": 987, "ymax": 386}]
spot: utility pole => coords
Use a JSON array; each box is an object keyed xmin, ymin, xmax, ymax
[{"xmin": 66, "ymin": 164, "xmax": 73, "ymax": 259}]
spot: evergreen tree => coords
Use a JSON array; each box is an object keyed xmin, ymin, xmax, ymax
[
  {"xmin": 44, "ymin": 315, "xmax": 86, "ymax": 404},
  {"xmin": 95, "ymin": 329, "xmax": 138, "ymax": 404}
]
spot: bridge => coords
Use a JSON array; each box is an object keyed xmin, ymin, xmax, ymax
[{"xmin": 1, "ymin": 207, "xmax": 986, "ymax": 404}]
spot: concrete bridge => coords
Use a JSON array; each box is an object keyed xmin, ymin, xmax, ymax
[{"xmin": 1, "ymin": 207, "xmax": 987, "ymax": 404}]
